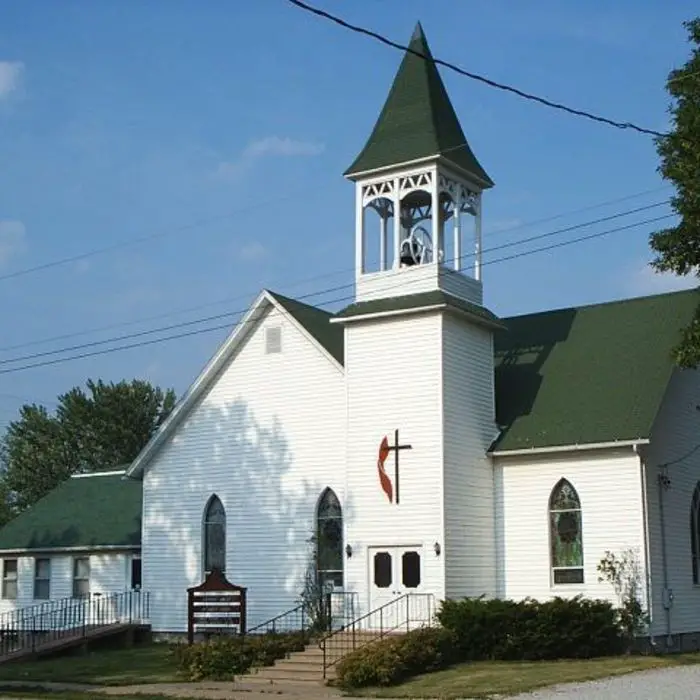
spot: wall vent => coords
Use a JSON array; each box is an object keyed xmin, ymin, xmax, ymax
[{"xmin": 265, "ymin": 326, "xmax": 282, "ymax": 354}]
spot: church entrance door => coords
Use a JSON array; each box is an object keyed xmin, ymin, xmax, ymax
[{"xmin": 367, "ymin": 545, "xmax": 423, "ymax": 622}]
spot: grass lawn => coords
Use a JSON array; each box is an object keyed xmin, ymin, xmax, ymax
[
  {"xmin": 354, "ymin": 653, "xmax": 700, "ymax": 699},
  {"xmin": 0, "ymin": 643, "xmax": 180, "ymax": 686}
]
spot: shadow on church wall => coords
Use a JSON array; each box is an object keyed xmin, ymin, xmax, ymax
[{"xmin": 142, "ymin": 397, "xmax": 355, "ymax": 632}]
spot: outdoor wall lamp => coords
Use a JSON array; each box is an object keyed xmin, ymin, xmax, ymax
[
  {"xmin": 434, "ymin": 542, "xmax": 441, "ymax": 556},
  {"xmin": 345, "ymin": 544, "xmax": 353, "ymax": 558}
]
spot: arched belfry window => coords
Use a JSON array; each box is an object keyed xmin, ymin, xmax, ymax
[
  {"xmin": 549, "ymin": 479, "xmax": 584, "ymax": 585},
  {"xmin": 316, "ymin": 488, "xmax": 343, "ymax": 589},
  {"xmin": 691, "ymin": 483, "xmax": 700, "ymax": 584},
  {"xmin": 203, "ymin": 495, "xmax": 226, "ymax": 575}
]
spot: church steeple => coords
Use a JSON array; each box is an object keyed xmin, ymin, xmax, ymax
[
  {"xmin": 347, "ymin": 22, "xmax": 493, "ymax": 307},
  {"xmin": 345, "ymin": 22, "xmax": 493, "ymax": 188}
]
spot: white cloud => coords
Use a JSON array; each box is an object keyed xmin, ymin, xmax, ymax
[
  {"xmin": 0, "ymin": 220, "xmax": 26, "ymax": 266},
  {"xmin": 0, "ymin": 61, "xmax": 24, "ymax": 100},
  {"xmin": 625, "ymin": 258, "xmax": 697, "ymax": 296},
  {"xmin": 216, "ymin": 136, "xmax": 325, "ymax": 179},
  {"xmin": 237, "ymin": 240, "xmax": 267, "ymax": 262}
]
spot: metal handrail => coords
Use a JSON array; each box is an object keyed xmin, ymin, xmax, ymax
[
  {"xmin": 319, "ymin": 592, "xmax": 434, "ymax": 677},
  {"xmin": 0, "ymin": 589, "xmax": 150, "ymax": 658},
  {"xmin": 245, "ymin": 591, "xmax": 359, "ymax": 637}
]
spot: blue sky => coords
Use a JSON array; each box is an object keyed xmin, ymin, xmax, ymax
[{"xmin": 0, "ymin": 0, "xmax": 697, "ymax": 425}]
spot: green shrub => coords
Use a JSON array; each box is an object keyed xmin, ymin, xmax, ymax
[
  {"xmin": 336, "ymin": 626, "xmax": 456, "ymax": 689},
  {"xmin": 437, "ymin": 595, "xmax": 624, "ymax": 662},
  {"xmin": 175, "ymin": 630, "xmax": 311, "ymax": 681}
]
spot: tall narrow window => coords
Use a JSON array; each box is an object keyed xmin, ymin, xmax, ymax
[
  {"xmin": 34, "ymin": 558, "xmax": 50, "ymax": 599},
  {"xmin": 72, "ymin": 557, "xmax": 90, "ymax": 598},
  {"xmin": 204, "ymin": 495, "xmax": 226, "ymax": 574},
  {"xmin": 691, "ymin": 482, "xmax": 700, "ymax": 585},
  {"xmin": 2, "ymin": 559, "xmax": 17, "ymax": 599},
  {"xmin": 316, "ymin": 488, "xmax": 343, "ymax": 589},
  {"xmin": 549, "ymin": 479, "xmax": 584, "ymax": 584},
  {"xmin": 131, "ymin": 556, "xmax": 142, "ymax": 590}
]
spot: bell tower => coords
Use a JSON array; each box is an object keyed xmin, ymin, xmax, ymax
[
  {"xmin": 334, "ymin": 22, "xmax": 499, "ymax": 617},
  {"xmin": 345, "ymin": 22, "xmax": 493, "ymax": 306}
]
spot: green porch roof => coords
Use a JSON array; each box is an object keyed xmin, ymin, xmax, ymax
[
  {"xmin": 344, "ymin": 23, "xmax": 493, "ymax": 186},
  {"xmin": 0, "ymin": 471, "xmax": 141, "ymax": 552},
  {"xmin": 278, "ymin": 286, "xmax": 699, "ymax": 453}
]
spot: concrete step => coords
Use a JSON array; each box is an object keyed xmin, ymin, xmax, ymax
[{"xmin": 248, "ymin": 664, "xmax": 328, "ymax": 682}]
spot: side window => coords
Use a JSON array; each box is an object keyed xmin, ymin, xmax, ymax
[
  {"xmin": 72, "ymin": 557, "xmax": 90, "ymax": 598},
  {"xmin": 549, "ymin": 479, "xmax": 584, "ymax": 585},
  {"xmin": 34, "ymin": 558, "xmax": 51, "ymax": 599},
  {"xmin": 131, "ymin": 556, "xmax": 142, "ymax": 590},
  {"xmin": 2, "ymin": 559, "xmax": 17, "ymax": 599}
]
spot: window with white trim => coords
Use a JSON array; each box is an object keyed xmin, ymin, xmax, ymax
[
  {"xmin": 2, "ymin": 559, "xmax": 17, "ymax": 599},
  {"xmin": 72, "ymin": 557, "xmax": 90, "ymax": 598},
  {"xmin": 34, "ymin": 558, "xmax": 50, "ymax": 600},
  {"xmin": 131, "ymin": 556, "xmax": 142, "ymax": 590}
]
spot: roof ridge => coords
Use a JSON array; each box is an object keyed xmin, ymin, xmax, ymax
[
  {"xmin": 265, "ymin": 289, "xmax": 333, "ymax": 318},
  {"xmin": 500, "ymin": 287, "xmax": 699, "ymax": 322}
]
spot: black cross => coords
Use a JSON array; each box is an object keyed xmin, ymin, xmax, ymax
[{"xmin": 387, "ymin": 429, "xmax": 412, "ymax": 504}]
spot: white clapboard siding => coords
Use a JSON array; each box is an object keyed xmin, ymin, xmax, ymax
[
  {"xmin": 442, "ymin": 313, "xmax": 498, "ymax": 599},
  {"xmin": 344, "ymin": 312, "xmax": 445, "ymax": 616},
  {"xmin": 644, "ymin": 367, "xmax": 700, "ymax": 640},
  {"xmin": 142, "ymin": 303, "xmax": 345, "ymax": 633},
  {"xmin": 495, "ymin": 448, "xmax": 646, "ymax": 607}
]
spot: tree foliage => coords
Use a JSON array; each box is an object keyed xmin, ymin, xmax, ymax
[
  {"xmin": 650, "ymin": 18, "xmax": 700, "ymax": 366},
  {"xmin": 0, "ymin": 378, "xmax": 176, "ymax": 517}
]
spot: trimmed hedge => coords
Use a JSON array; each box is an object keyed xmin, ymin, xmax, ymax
[
  {"xmin": 335, "ymin": 627, "xmax": 457, "ymax": 688},
  {"xmin": 174, "ymin": 631, "xmax": 309, "ymax": 680},
  {"xmin": 336, "ymin": 596, "xmax": 626, "ymax": 689},
  {"xmin": 437, "ymin": 595, "xmax": 624, "ymax": 661}
]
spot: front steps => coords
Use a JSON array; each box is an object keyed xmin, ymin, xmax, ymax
[{"xmin": 241, "ymin": 630, "xmax": 394, "ymax": 684}]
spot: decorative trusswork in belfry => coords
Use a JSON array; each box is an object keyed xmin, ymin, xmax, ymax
[{"xmin": 377, "ymin": 430, "xmax": 413, "ymax": 504}]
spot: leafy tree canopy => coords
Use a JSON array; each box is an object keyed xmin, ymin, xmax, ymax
[
  {"xmin": 0, "ymin": 378, "xmax": 176, "ymax": 517},
  {"xmin": 650, "ymin": 18, "xmax": 700, "ymax": 366}
]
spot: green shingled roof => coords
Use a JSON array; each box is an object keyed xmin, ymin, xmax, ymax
[
  {"xmin": 344, "ymin": 23, "xmax": 493, "ymax": 186},
  {"xmin": 0, "ymin": 472, "xmax": 141, "ymax": 551},
  {"xmin": 268, "ymin": 291, "xmax": 344, "ymax": 364},
  {"xmin": 332, "ymin": 290, "xmax": 503, "ymax": 330},
  {"xmin": 492, "ymin": 288, "xmax": 700, "ymax": 451},
  {"xmin": 280, "ymin": 286, "xmax": 699, "ymax": 452}
]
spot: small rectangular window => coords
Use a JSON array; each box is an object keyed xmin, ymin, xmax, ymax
[
  {"xmin": 72, "ymin": 557, "xmax": 90, "ymax": 598},
  {"xmin": 131, "ymin": 557, "xmax": 142, "ymax": 590},
  {"xmin": 34, "ymin": 558, "xmax": 50, "ymax": 599},
  {"xmin": 265, "ymin": 326, "xmax": 282, "ymax": 354},
  {"xmin": 2, "ymin": 559, "xmax": 17, "ymax": 599}
]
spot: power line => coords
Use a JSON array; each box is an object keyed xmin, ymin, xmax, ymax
[
  {"xmin": 286, "ymin": 0, "xmax": 665, "ymax": 138},
  {"xmin": 0, "ymin": 213, "xmax": 674, "ymax": 376},
  {"xmin": 0, "ymin": 185, "xmax": 318, "ymax": 284},
  {"xmin": 0, "ymin": 186, "xmax": 669, "ymax": 356},
  {"xmin": 0, "ymin": 200, "xmax": 670, "ymax": 367}
]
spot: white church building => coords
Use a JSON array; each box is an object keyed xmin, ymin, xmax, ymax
[{"xmin": 1, "ymin": 24, "xmax": 700, "ymax": 651}]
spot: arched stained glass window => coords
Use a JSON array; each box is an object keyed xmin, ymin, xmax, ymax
[
  {"xmin": 316, "ymin": 488, "xmax": 343, "ymax": 589},
  {"xmin": 549, "ymin": 479, "xmax": 584, "ymax": 585},
  {"xmin": 204, "ymin": 495, "xmax": 226, "ymax": 574},
  {"xmin": 691, "ymin": 483, "xmax": 700, "ymax": 585}
]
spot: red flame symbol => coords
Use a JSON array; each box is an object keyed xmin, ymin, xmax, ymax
[{"xmin": 377, "ymin": 436, "xmax": 393, "ymax": 503}]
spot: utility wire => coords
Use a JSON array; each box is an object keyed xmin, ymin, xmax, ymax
[
  {"xmin": 286, "ymin": 0, "xmax": 665, "ymax": 138},
  {"xmin": 0, "ymin": 212, "xmax": 674, "ymax": 376},
  {"xmin": 0, "ymin": 201, "xmax": 670, "ymax": 367},
  {"xmin": 0, "ymin": 185, "xmax": 669, "ymax": 356}
]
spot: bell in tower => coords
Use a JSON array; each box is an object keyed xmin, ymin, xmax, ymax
[{"xmin": 343, "ymin": 22, "xmax": 493, "ymax": 306}]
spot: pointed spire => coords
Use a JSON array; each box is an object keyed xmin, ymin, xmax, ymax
[{"xmin": 345, "ymin": 22, "xmax": 493, "ymax": 187}]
